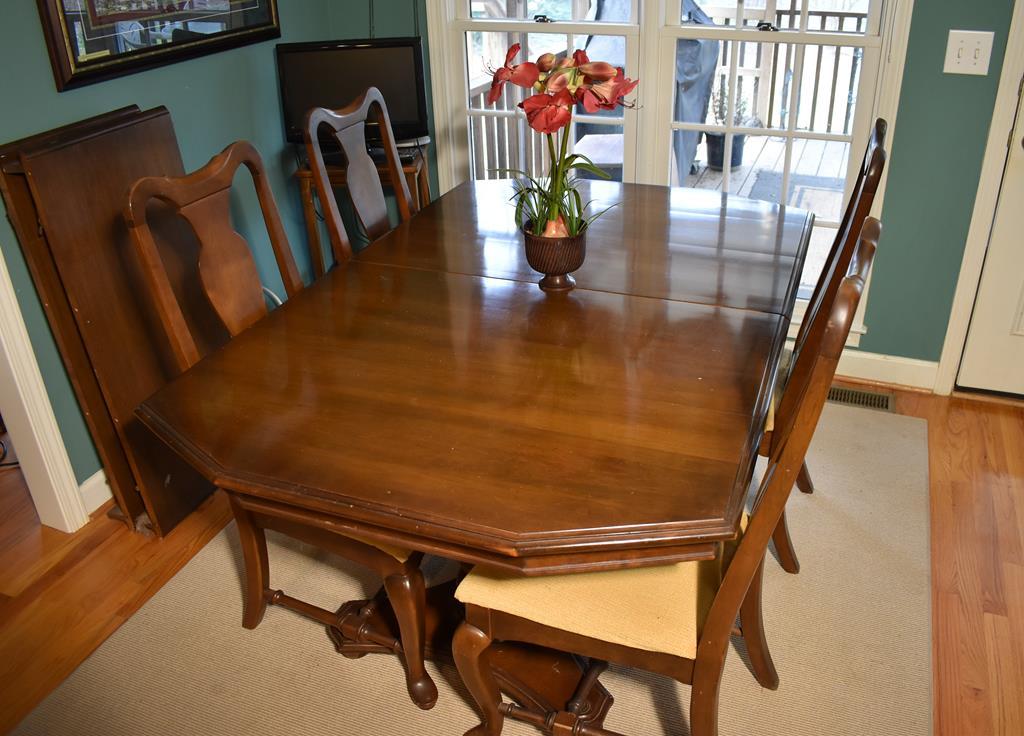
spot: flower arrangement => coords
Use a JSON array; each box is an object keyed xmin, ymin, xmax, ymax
[{"xmin": 487, "ymin": 43, "xmax": 638, "ymax": 238}]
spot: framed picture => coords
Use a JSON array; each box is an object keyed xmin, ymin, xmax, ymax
[{"xmin": 36, "ymin": 0, "xmax": 280, "ymax": 91}]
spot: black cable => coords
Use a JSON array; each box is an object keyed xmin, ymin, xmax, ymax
[{"xmin": 369, "ymin": 0, "xmax": 375, "ymax": 37}]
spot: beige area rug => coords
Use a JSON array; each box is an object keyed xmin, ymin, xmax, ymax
[{"xmin": 14, "ymin": 403, "xmax": 931, "ymax": 735}]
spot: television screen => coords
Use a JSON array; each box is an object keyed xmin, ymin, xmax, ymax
[{"xmin": 276, "ymin": 37, "xmax": 429, "ymax": 144}]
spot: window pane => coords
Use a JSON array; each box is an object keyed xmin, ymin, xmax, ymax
[
  {"xmin": 675, "ymin": 130, "xmax": 707, "ymax": 186},
  {"xmin": 469, "ymin": 115, "xmax": 552, "ymax": 180},
  {"xmin": 804, "ymin": 0, "xmax": 871, "ymax": 33},
  {"xmin": 576, "ymin": 33, "xmax": 626, "ymax": 71},
  {"xmin": 467, "ymin": 32, "xmax": 570, "ymax": 111},
  {"xmin": 468, "ymin": 119, "xmax": 624, "ymax": 182},
  {"xmin": 471, "ymin": 0, "xmax": 631, "ymax": 21},
  {"xmin": 683, "ymin": 1, "xmax": 872, "ymax": 34},
  {"xmin": 674, "ymin": 132, "xmax": 787, "ymax": 194},
  {"xmin": 466, "ymin": 31, "xmax": 513, "ymax": 108},
  {"xmin": 673, "ymin": 37, "xmax": 726, "ymax": 127},
  {"xmin": 786, "ymin": 137, "xmax": 850, "ymax": 222},
  {"xmin": 682, "ymin": 1, "xmax": 804, "ymax": 28},
  {"xmin": 728, "ymin": 133, "xmax": 785, "ymax": 198},
  {"xmin": 573, "ymin": 124, "xmax": 624, "ymax": 181},
  {"xmin": 733, "ymin": 41, "xmax": 795, "ymax": 130},
  {"xmin": 795, "ymin": 43, "xmax": 863, "ymax": 134},
  {"xmin": 800, "ymin": 225, "xmax": 838, "ymax": 292},
  {"xmin": 673, "ymin": 40, "xmax": 793, "ymax": 131}
]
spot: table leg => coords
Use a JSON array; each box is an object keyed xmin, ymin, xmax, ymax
[{"xmin": 326, "ymin": 582, "xmax": 613, "ymax": 729}]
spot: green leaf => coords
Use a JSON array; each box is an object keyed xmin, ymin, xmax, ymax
[
  {"xmin": 568, "ymin": 161, "xmax": 612, "ymax": 179},
  {"xmin": 583, "ymin": 202, "xmax": 620, "ymax": 229}
]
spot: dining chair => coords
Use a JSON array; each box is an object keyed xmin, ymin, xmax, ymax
[
  {"xmin": 123, "ymin": 140, "xmax": 438, "ymax": 710},
  {"xmin": 304, "ymin": 86, "xmax": 416, "ymax": 275},
  {"xmin": 451, "ymin": 228, "xmax": 879, "ymax": 736},
  {"xmin": 764, "ymin": 118, "xmax": 887, "ymax": 575}
]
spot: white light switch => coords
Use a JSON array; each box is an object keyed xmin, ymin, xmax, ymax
[{"xmin": 944, "ymin": 30, "xmax": 995, "ymax": 75}]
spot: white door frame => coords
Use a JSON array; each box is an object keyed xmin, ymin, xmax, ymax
[
  {"xmin": 935, "ymin": 0, "xmax": 1024, "ymax": 395},
  {"xmin": 0, "ymin": 245, "xmax": 93, "ymax": 532}
]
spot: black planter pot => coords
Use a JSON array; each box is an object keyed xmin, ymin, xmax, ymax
[{"xmin": 706, "ymin": 133, "xmax": 746, "ymax": 170}]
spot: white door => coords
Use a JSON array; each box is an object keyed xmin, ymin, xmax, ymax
[{"xmin": 958, "ymin": 85, "xmax": 1024, "ymax": 395}]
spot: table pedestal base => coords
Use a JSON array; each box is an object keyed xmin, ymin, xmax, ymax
[{"xmin": 324, "ymin": 581, "xmax": 613, "ymax": 731}]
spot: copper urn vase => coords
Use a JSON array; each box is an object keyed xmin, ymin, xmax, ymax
[{"xmin": 522, "ymin": 222, "xmax": 587, "ymax": 292}]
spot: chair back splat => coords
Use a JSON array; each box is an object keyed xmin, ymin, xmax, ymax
[
  {"xmin": 124, "ymin": 140, "xmax": 302, "ymax": 374},
  {"xmin": 304, "ymin": 87, "xmax": 415, "ymax": 272}
]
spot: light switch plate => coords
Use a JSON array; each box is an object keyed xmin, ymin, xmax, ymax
[{"xmin": 944, "ymin": 30, "xmax": 995, "ymax": 75}]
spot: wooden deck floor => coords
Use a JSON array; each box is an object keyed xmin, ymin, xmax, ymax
[{"xmin": 0, "ymin": 385, "xmax": 1021, "ymax": 735}]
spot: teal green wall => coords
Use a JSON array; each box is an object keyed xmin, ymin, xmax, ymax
[
  {"xmin": 0, "ymin": 1, "xmax": 333, "ymax": 482},
  {"xmin": 859, "ymin": 0, "xmax": 1016, "ymax": 360}
]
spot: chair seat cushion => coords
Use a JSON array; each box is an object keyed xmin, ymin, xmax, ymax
[{"xmin": 456, "ymin": 515, "xmax": 747, "ymax": 660}]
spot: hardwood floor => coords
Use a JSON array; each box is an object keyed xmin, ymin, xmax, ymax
[
  {"xmin": 0, "ymin": 465, "xmax": 230, "ymax": 734},
  {"xmin": 891, "ymin": 391, "xmax": 1024, "ymax": 736},
  {"xmin": 0, "ymin": 388, "xmax": 1021, "ymax": 735}
]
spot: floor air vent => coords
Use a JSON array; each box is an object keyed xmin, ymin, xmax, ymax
[{"xmin": 827, "ymin": 385, "xmax": 893, "ymax": 411}]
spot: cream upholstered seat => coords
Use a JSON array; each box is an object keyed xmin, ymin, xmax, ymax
[{"xmin": 456, "ymin": 515, "xmax": 747, "ymax": 661}]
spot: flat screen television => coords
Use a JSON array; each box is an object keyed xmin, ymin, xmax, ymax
[{"xmin": 276, "ymin": 37, "xmax": 429, "ymax": 145}]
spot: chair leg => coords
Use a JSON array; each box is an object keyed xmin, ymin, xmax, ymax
[
  {"xmin": 772, "ymin": 508, "xmax": 801, "ymax": 574},
  {"xmin": 689, "ymin": 660, "xmax": 725, "ymax": 736},
  {"xmin": 740, "ymin": 558, "xmax": 779, "ymax": 690},
  {"xmin": 229, "ymin": 495, "xmax": 269, "ymax": 629},
  {"xmin": 796, "ymin": 461, "xmax": 814, "ymax": 494},
  {"xmin": 453, "ymin": 621, "xmax": 505, "ymax": 736},
  {"xmin": 384, "ymin": 570, "xmax": 438, "ymax": 710}
]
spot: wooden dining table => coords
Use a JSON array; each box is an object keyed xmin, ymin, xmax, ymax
[{"xmin": 136, "ymin": 178, "xmax": 812, "ymax": 726}]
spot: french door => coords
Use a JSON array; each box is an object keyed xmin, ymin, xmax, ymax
[
  {"xmin": 436, "ymin": 0, "xmax": 888, "ymax": 292},
  {"xmin": 645, "ymin": 0, "xmax": 885, "ymax": 296}
]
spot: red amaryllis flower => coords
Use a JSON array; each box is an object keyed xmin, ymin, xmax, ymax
[
  {"xmin": 536, "ymin": 53, "xmax": 556, "ymax": 72},
  {"xmin": 577, "ymin": 60, "xmax": 617, "ymax": 81},
  {"xmin": 545, "ymin": 69, "xmax": 571, "ymax": 93},
  {"xmin": 577, "ymin": 68, "xmax": 639, "ymax": 113},
  {"xmin": 487, "ymin": 43, "xmax": 541, "ymax": 104},
  {"xmin": 520, "ymin": 89, "xmax": 574, "ymax": 134}
]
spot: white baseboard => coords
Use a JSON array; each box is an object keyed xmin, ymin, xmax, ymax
[
  {"xmin": 79, "ymin": 470, "xmax": 112, "ymax": 516},
  {"xmin": 837, "ymin": 349, "xmax": 938, "ymax": 390}
]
